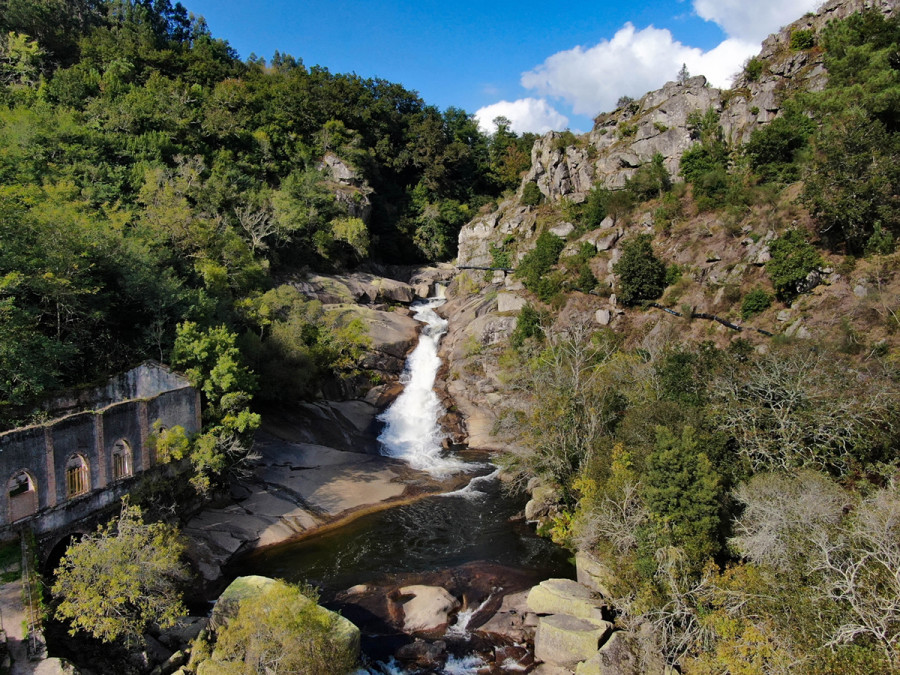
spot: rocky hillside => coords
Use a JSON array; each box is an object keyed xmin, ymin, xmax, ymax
[
  {"xmin": 443, "ymin": 0, "xmax": 900, "ymax": 450},
  {"xmin": 459, "ymin": 0, "xmax": 897, "ymax": 269}
]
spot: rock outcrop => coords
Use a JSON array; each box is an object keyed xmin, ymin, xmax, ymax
[{"xmin": 319, "ymin": 152, "xmax": 374, "ymax": 224}]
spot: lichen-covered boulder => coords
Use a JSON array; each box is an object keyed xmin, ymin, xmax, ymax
[
  {"xmin": 534, "ymin": 614, "xmax": 613, "ymax": 668},
  {"xmin": 527, "ymin": 579, "xmax": 605, "ymax": 622},
  {"xmin": 205, "ymin": 575, "xmax": 360, "ymax": 672}
]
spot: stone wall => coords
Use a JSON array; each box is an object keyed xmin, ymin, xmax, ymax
[{"xmin": 0, "ymin": 362, "xmax": 200, "ymax": 536}]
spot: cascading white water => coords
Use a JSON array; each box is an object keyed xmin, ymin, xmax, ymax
[{"xmin": 377, "ymin": 296, "xmax": 472, "ymax": 476}]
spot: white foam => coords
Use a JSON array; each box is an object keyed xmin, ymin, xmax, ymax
[
  {"xmin": 446, "ymin": 591, "xmax": 496, "ymax": 638},
  {"xmin": 442, "ymin": 655, "xmax": 486, "ymax": 674},
  {"xmin": 440, "ymin": 468, "xmax": 501, "ymax": 500},
  {"xmin": 378, "ymin": 299, "xmax": 476, "ymax": 477}
]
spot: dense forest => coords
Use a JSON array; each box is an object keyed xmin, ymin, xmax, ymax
[{"xmin": 0, "ymin": 0, "xmax": 535, "ymax": 431}]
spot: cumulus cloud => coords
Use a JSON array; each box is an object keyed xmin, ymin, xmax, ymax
[
  {"xmin": 494, "ymin": 0, "xmax": 821, "ymax": 122},
  {"xmin": 474, "ymin": 98, "xmax": 570, "ymax": 135},
  {"xmin": 520, "ymin": 23, "xmax": 758, "ymax": 116},
  {"xmin": 694, "ymin": 0, "xmax": 823, "ymax": 43}
]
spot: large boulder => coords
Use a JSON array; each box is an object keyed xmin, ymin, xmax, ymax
[
  {"xmin": 575, "ymin": 631, "xmax": 640, "ymax": 675},
  {"xmin": 527, "ymin": 579, "xmax": 605, "ymax": 622},
  {"xmin": 534, "ymin": 614, "xmax": 613, "ymax": 668},
  {"xmin": 525, "ymin": 484, "xmax": 560, "ymax": 521},
  {"xmin": 398, "ymin": 585, "xmax": 461, "ymax": 633},
  {"xmin": 497, "ymin": 292, "xmax": 527, "ymax": 313},
  {"xmin": 575, "ymin": 551, "xmax": 619, "ymax": 598},
  {"xmin": 476, "ymin": 590, "xmax": 535, "ymax": 643},
  {"xmin": 209, "ymin": 575, "xmax": 359, "ymax": 658},
  {"xmin": 33, "ymin": 659, "xmax": 81, "ymax": 675},
  {"xmin": 295, "ymin": 273, "xmax": 416, "ymax": 305},
  {"xmin": 209, "ymin": 575, "xmax": 273, "ymax": 628}
]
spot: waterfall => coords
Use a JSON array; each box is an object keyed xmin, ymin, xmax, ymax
[{"xmin": 377, "ymin": 297, "xmax": 472, "ymax": 476}]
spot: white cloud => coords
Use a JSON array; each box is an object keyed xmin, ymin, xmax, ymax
[
  {"xmin": 693, "ymin": 0, "xmax": 823, "ymax": 43},
  {"xmin": 474, "ymin": 98, "xmax": 569, "ymax": 135},
  {"xmin": 520, "ymin": 23, "xmax": 757, "ymax": 116},
  {"xmin": 479, "ymin": 0, "xmax": 822, "ymax": 130}
]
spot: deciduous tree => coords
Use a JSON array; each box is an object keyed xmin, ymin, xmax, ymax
[{"xmin": 51, "ymin": 501, "xmax": 189, "ymax": 646}]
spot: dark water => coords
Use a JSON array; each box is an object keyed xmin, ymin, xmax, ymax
[{"xmin": 232, "ymin": 470, "xmax": 572, "ymax": 597}]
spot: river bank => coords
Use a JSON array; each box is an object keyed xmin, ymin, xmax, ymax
[{"xmin": 183, "ymin": 398, "xmax": 472, "ymax": 587}]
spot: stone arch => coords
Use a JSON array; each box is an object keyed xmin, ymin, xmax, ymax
[
  {"xmin": 110, "ymin": 439, "xmax": 133, "ymax": 481},
  {"xmin": 7, "ymin": 470, "xmax": 38, "ymax": 522},
  {"xmin": 65, "ymin": 454, "xmax": 90, "ymax": 498},
  {"xmin": 43, "ymin": 532, "xmax": 87, "ymax": 577}
]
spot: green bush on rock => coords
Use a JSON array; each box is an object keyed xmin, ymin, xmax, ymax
[{"xmin": 612, "ymin": 234, "xmax": 667, "ymax": 304}]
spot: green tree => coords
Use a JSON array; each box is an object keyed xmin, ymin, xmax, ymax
[
  {"xmin": 171, "ymin": 322, "xmax": 260, "ymax": 494},
  {"xmin": 644, "ymin": 426, "xmax": 722, "ymax": 566},
  {"xmin": 744, "ymin": 105, "xmax": 814, "ymax": 182},
  {"xmin": 510, "ymin": 302, "xmax": 546, "ymax": 349},
  {"xmin": 582, "ymin": 185, "xmax": 632, "ymax": 228},
  {"xmin": 51, "ymin": 500, "xmax": 189, "ymax": 646},
  {"xmin": 521, "ymin": 181, "xmax": 542, "ymax": 206},
  {"xmin": 765, "ymin": 228, "xmax": 822, "ymax": 300},
  {"xmin": 740, "ymin": 288, "xmax": 773, "ymax": 319},
  {"xmin": 613, "ymin": 234, "xmax": 667, "ymax": 304},
  {"xmin": 801, "ymin": 110, "xmax": 900, "ymax": 252},
  {"xmin": 679, "ymin": 108, "xmax": 731, "ymax": 208},
  {"xmin": 515, "ymin": 230, "xmax": 565, "ymax": 300}
]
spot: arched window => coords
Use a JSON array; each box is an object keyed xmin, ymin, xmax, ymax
[
  {"xmin": 8, "ymin": 471, "xmax": 38, "ymax": 522},
  {"xmin": 65, "ymin": 455, "xmax": 90, "ymax": 498},
  {"xmin": 111, "ymin": 440, "xmax": 133, "ymax": 480}
]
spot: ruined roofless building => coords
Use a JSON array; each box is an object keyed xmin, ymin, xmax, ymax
[{"xmin": 0, "ymin": 362, "xmax": 201, "ymax": 537}]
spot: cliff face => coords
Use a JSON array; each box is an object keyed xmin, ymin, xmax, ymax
[{"xmin": 457, "ymin": 0, "xmax": 898, "ymax": 268}]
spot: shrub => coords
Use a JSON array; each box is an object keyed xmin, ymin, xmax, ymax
[
  {"xmin": 790, "ymin": 29, "xmax": 816, "ymax": 50},
  {"xmin": 766, "ymin": 229, "xmax": 822, "ymax": 300},
  {"xmin": 865, "ymin": 222, "xmax": 895, "ymax": 255},
  {"xmin": 744, "ymin": 105, "xmax": 814, "ymax": 182},
  {"xmin": 489, "ymin": 242, "xmax": 512, "ymax": 268},
  {"xmin": 521, "ymin": 181, "xmax": 543, "ymax": 206},
  {"xmin": 510, "ymin": 303, "xmax": 547, "ymax": 348},
  {"xmin": 516, "ymin": 230, "xmax": 565, "ymax": 296},
  {"xmin": 552, "ymin": 130, "xmax": 577, "ymax": 150},
  {"xmin": 626, "ymin": 152, "xmax": 671, "ymax": 202},
  {"xmin": 665, "ymin": 264, "xmax": 683, "ymax": 286},
  {"xmin": 583, "ymin": 186, "xmax": 633, "ymax": 228},
  {"xmin": 744, "ymin": 56, "xmax": 764, "ymax": 82},
  {"xmin": 618, "ymin": 122, "xmax": 638, "ymax": 138},
  {"xmin": 613, "ymin": 234, "xmax": 667, "ymax": 304},
  {"xmin": 741, "ymin": 288, "xmax": 773, "ymax": 318}
]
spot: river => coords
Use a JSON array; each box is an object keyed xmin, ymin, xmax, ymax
[{"xmin": 233, "ymin": 297, "xmax": 572, "ymax": 673}]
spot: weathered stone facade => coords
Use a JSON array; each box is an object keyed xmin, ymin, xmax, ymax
[{"xmin": 0, "ymin": 362, "xmax": 200, "ymax": 537}]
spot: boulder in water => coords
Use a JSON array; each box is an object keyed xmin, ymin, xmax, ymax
[
  {"xmin": 396, "ymin": 638, "xmax": 448, "ymax": 670},
  {"xmin": 398, "ymin": 585, "xmax": 461, "ymax": 633}
]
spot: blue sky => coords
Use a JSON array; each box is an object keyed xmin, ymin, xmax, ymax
[{"xmin": 185, "ymin": 0, "xmax": 822, "ymax": 134}]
